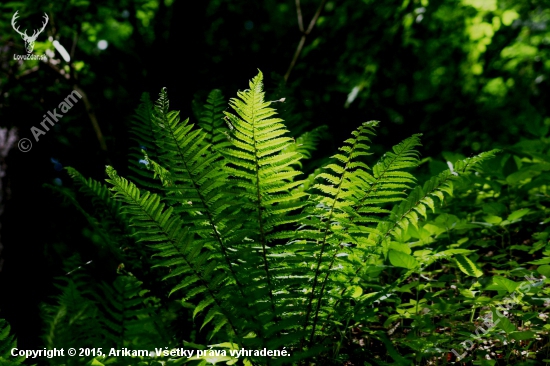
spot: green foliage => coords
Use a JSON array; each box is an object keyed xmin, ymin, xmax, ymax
[
  {"xmin": 36, "ymin": 71, "xmax": 502, "ymax": 365},
  {"xmin": 196, "ymin": 89, "xmax": 230, "ymax": 150},
  {"xmin": 0, "ymin": 319, "xmax": 26, "ymax": 365},
  {"xmin": 362, "ymin": 129, "xmax": 550, "ymax": 364},
  {"xmin": 41, "ymin": 257, "xmax": 173, "ymax": 365},
  {"xmin": 2, "ymin": 1, "xmax": 549, "ymax": 364}
]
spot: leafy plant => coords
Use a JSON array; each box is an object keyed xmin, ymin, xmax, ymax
[
  {"xmin": 39, "ymin": 71, "xmax": 497, "ymax": 365},
  {"xmin": 363, "ymin": 131, "xmax": 550, "ymax": 364},
  {"xmin": 0, "ymin": 319, "xmax": 27, "ymax": 366},
  {"xmin": 40, "ymin": 255, "xmax": 173, "ymax": 366}
]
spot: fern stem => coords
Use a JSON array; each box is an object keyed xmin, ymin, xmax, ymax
[
  {"xmin": 250, "ymin": 98, "xmax": 278, "ymax": 330},
  {"xmin": 303, "ymin": 128, "xmax": 364, "ymax": 348},
  {"xmin": 313, "ymin": 137, "xmax": 419, "ymax": 339}
]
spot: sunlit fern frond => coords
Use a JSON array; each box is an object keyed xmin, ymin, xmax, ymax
[{"xmin": 105, "ymin": 166, "xmax": 241, "ymax": 342}]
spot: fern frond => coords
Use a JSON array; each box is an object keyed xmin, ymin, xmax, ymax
[
  {"xmin": 0, "ymin": 319, "xmax": 26, "ymax": 365},
  {"xmin": 128, "ymin": 92, "xmax": 166, "ymax": 192},
  {"xmin": 341, "ymin": 151, "xmax": 500, "ymax": 306},
  {"xmin": 197, "ymin": 89, "xmax": 230, "ymax": 150},
  {"xmin": 297, "ymin": 121, "xmax": 381, "ymax": 346},
  {"xmin": 222, "ymin": 71, "xmax": 307, "ymax": 329},
  {"xmin": 350, "ymin": 134, "xmax": 422, "ymax": 226},
  {"xmin": 373, "ymin": 149, "xmax": 500, "ymax": 255},
  {"xmin": 282, "ymin": 125, "xmax": 328, "ymax": 167},
  {"xmin": 104, "ymin": 165, "xmax": 242, "ymax": 343},
  {"xmin": 316, "ymin": 150, "xmax": 498, "ymax": 348},
  {"xmin": 135, "ymin": 89, "xmax": 272, "ymax": 341},
  {"xmin": 94, "ymin": 275, "xmax": 171, "ymax": 349},
  {"xmin": 303, "ymin": 131, "xmax": 467, "ymax": 351},
  {"xmin": 42, "ymin": 259, "xmax": 106, "ymax": 351},
  {"xmin": 46, "ymin": 182, "xmax": 123, "ymax": 258},
  {"xmin": 42, "ymin": 256, "xmax": 173, "ymax": 364},
  {"xmin": 64, "ymin": 167, "xmax": 131, "ymax": 242},
  {"xmin": 66, "ymin": 167, "xmax": 123, "ymax": 217}
]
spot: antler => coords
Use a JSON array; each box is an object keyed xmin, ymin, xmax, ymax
[
  {"xmin": 11, "ymin": 11, "xmax": 28, "ymax": 38},
  {"xmin": 29, "ymin": 13, "xmax": 49, "ymax": 40},
  {"xmin": 38, "ymin": 13, "xmax": 49, "ymax": 35},
  {"xmin": 11, "ymin": 11, "xmax": 49, "ymax": 40}
]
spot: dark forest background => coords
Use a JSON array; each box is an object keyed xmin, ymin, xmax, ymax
[{"xmin": 0, "ymin": 0, "xmax": 549, "ymax": 354}]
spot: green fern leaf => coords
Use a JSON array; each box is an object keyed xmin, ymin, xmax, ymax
[
  {"xmin": 197, "ymin": 89, "xmax": 230, "ymax": 150},
  {"xmin": 221, "ymin": 71, "xmax": 308, "ymax": 331},
  {"xmin": 0, "ymin": 319, "xmax": 27, "ymax": 365}
]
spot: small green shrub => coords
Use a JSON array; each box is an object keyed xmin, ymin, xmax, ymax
[{"xmin": 31, "ymin": 71, "xmax": 499, "ymax": 365}]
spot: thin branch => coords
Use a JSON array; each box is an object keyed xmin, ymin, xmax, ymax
[
  {"xmin": 70, "ymin": 30, "xmax": 79, "ymax": 61},
  {"xmin": 306, "ymin": 0, "xmax": 327, "ymax": 34},
  {"xmin": 284, "ymin": 0, "xmax": 328, "ymax": 83},
  {"xmin": 295, "ymin": 0, "xmax": 304, "ymax": 32},
  {"xmin": 73, "ymin": 85, "xmax": 108, "ymax": 152},
  {"xmin": 14, "ymin": 65, "xmax": 40, "ymax": 79},
  {"xmin": 283, "ymin": 35, "xmax": 306, "ymax": 84}
]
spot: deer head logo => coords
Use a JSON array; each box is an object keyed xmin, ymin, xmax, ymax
[{"xmin": 11, "ymin": 11, "xmax": 49, "ymax": 54}]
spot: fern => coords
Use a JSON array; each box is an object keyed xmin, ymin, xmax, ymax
[
  {"xmin": 0, "ymin": 319, "xmax": 27, "ymax": 365},
  {"xmin": 372, "ymin": 149, "xmax": 500, "ymax": 255},
  {"xmin": 54, "ymin": 71, "xmax": 499, "ymax": 365},
  {"xmin": 197, "ymin": 89, "xmax": 230, "ymax": 150},
  {"xmin": 293, "ymin": 125, "xmax": 423, "ymax": 350},
  {"xmin": 94, "ymin": 275, "xmax": 171, "ymax": 349},
  {"xmin": 221, "ymin": 71, "xmax": 307, "ymax": 327},
  {"xmin": 133, "ymin": 86, "xmax": 272, "ymax": 345},
  {"xmin": 128, "ymin": 92, "xmax": 167, "ymax": 192},
  {"xmin": 42, "ymin": 259, "xmax": 107, "ymax": 352},
  {"xmin": 42, "ymin": 256, "xmax": 172, "ymax": 364},
  {"xmin": 281, "ymin": 125, "xmax": 328, "ymax": 168}
]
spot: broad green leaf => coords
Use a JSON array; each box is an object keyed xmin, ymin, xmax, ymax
[
  {"xmin": 460, "ymin": 288, "xmax": 478, "ymax": 298},
  {"xmin": 482, "ymin": 202, "xmax": 507, "ymax": 216},
  {"xmin": 455, "ymin": 255, "xmax": 483, "ymax": 277},
  {"xmin": 537, "ymin": 265, "xmax": 550, "ymax": 277},
  {"xmin": 529, "ymin": 258, "xmax": 550, "ymax": 265},
  {"xmin": 389, "ymin": 250, "xmax": 419, "ymax": 269},
  {"xmin": 485, "ymin": 276, "xmax": 519, "ymax": 293},
  {"xmin": 506, "ymin": 167, "xmax": 541, "ymax": 185},
  {"xmin": 422, "ymin": 223, "xmax": 445, "ymax": 236},
  {"xmin": 435, "ymin": 213, "xmax": 459, "ymax": 227},
  {"xmin": 479, "ymin": 358, "xmax": 496, "ymax": 366},
  {"xmin": 413, "ymin": 249, "xmax": 433, "ymax": 258},
  {"xmin": 507, "ymin": 208, "xmax": 530, "ymax": 222},
  {"xmin": 483, "ymin": 215, "xmax": 502, "ymax": 225},
  {"xmin": 492, "ymin": 308, "xmax": 516, "ymax": 334},
  {"xmin": 509, "ymin": 331, "xmax": 535, "ymax": 341},
  {"xmin": 389, "ymin": 242, "xmax": 411, "ymax": 255}
]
